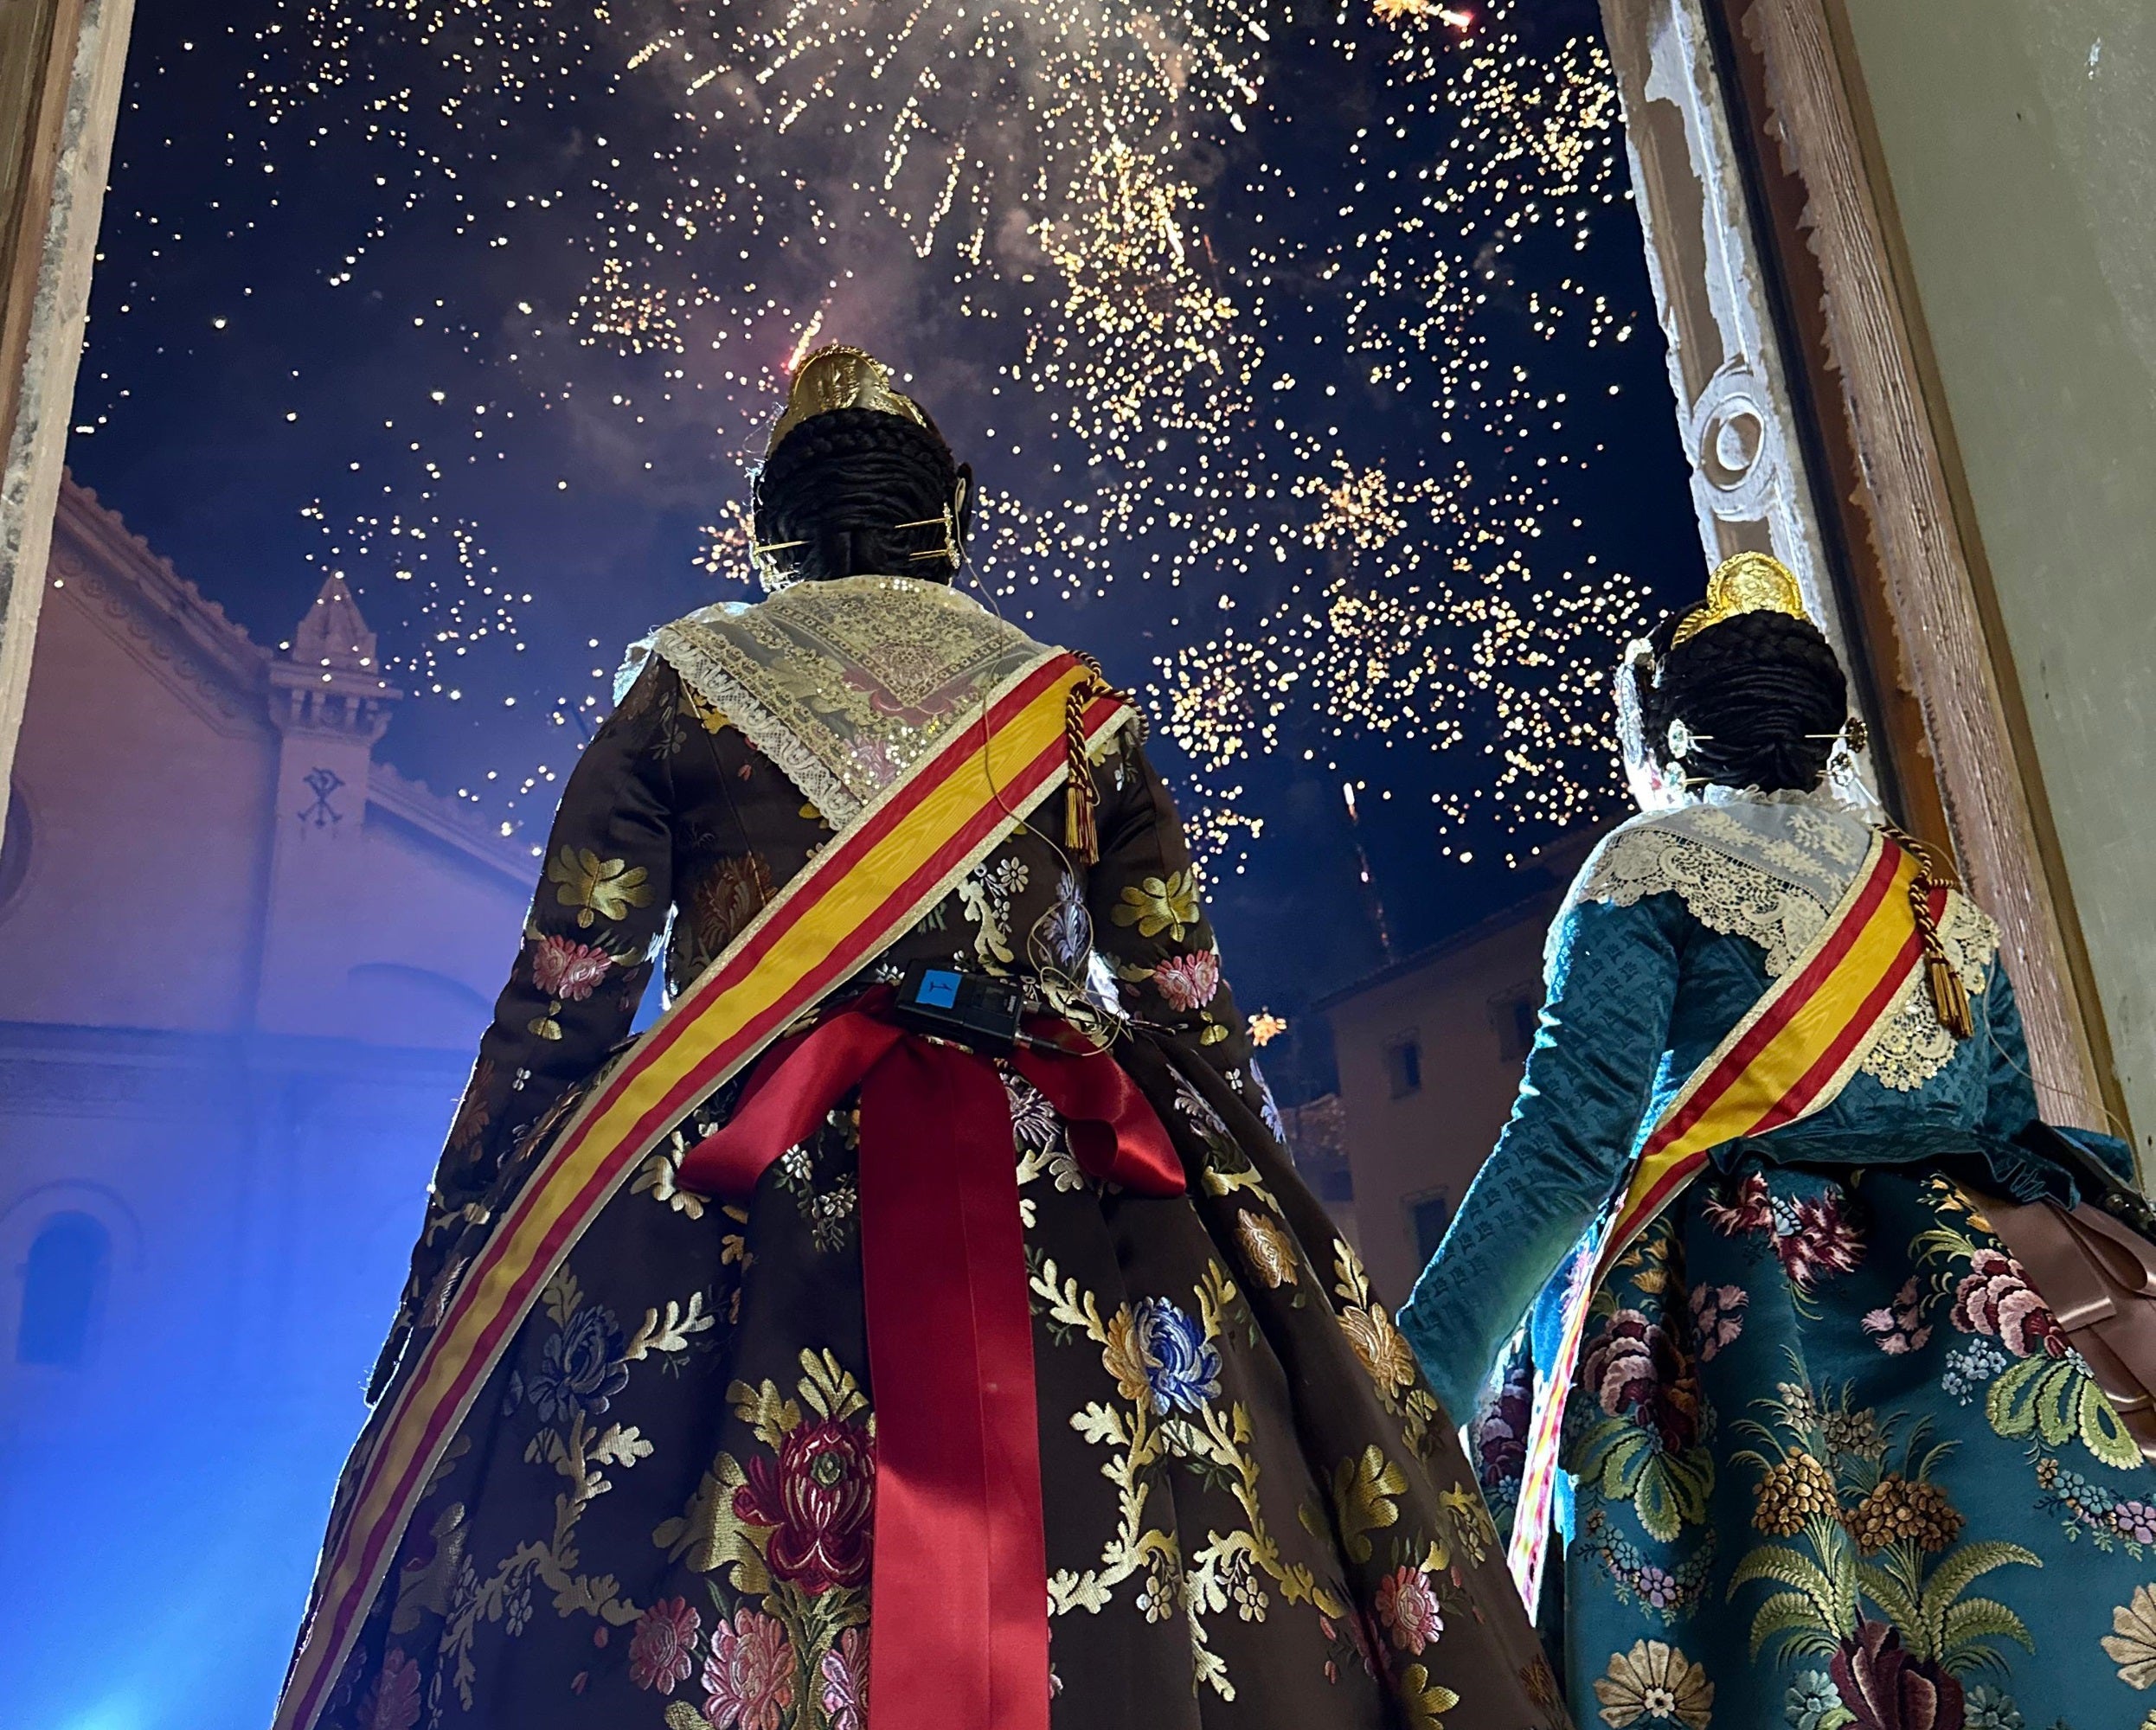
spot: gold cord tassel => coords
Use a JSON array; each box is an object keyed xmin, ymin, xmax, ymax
[
  {"xmin": 1064, "ymin": 680, "xmax": 1103, "ymax": 864},
  {"xmin": 1887, "ymin": 826, "xmax": 1977, "ymax": 1041},
  {"xmin": 1927, "ymin": 951, "xmax": 1974, "ymax": 1041},
  {"xmin": 1062, "ymin": 656, "xmax": 1131, "ymax": 867}
]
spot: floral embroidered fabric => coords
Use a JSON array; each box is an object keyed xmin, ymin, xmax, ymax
[
  {"xmin": 1403, "ymin": 784, "xmax": 2154, "ymax": 1730},
  {"xmin": 1469, "ymin": 1169, "xmax": 2156, "ymax": 1730},
  {"xmin": 321, "ymin": 623, "xmax": 1565, "ymax": 1730}
]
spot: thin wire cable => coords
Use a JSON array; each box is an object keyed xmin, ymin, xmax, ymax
[
  {"xmin": 1978, "ymin": 1016, "xmax": 2136, "ymax": 1151},
  {"xmin": 954, "ymin": 532, "xmax": 1126, "ymax": 1052}
]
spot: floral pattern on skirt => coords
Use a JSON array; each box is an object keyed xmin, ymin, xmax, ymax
[
  {"xmin": 312, "ymin": 1060, "xmax": 1567, "ymax": 1730},
  {"xmin": 1473, "ymin": 1161, "xmax": 2156, "ymax": 1730}
]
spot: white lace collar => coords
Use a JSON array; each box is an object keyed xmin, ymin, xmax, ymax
[{"xmin": 1558, "ymin": 787, "xmax": 1999, "ymax": 1094}]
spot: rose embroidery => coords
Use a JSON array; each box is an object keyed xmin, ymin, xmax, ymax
[
  {"xmin": 1152, "ymin": 950, "xmax": 1221, "ymax": 1012},
  {"xmin": 1373, "ymin": 1564, "xmax": 1444, "ymax": 1654},
  {"xmin": 529, "ymin": 1304, "xmax": 631, "ymax": 1424},
  {"xmin": 700, "ymin": 1608, "xmax": 796, "ymax": 1730},
  {"xmin": 1582, "ymin": 1309, "xmax": 1700, "ymax": 1455},
  {"xmin": 1473, "ymin": 1359, "xmax": 1532, "ymax": 1493},
  {"xmin": 1129, "ymin": 1296, "xmax": 1222, "ymax": 1414},
  {"xmin": 531, "ymin": 934, "xmax": 613, "ymax": 1002},
  {"xmin": 1951, "ymin": 1248, "xmax": 2066, "ymax": 1359},
  {"xmin": 734, "ymin": 1418, "xmax": 876, "ymax": 1592},
  {"xmin": 627, "ymin": 1598, "xmax": 700, "ymax": 1695}
]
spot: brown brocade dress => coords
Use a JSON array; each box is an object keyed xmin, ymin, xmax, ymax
[{"xmin": 302, "ymin": 606, "xmax": 1569, "ymax": 1730}]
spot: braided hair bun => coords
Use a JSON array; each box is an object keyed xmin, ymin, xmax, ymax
[
  {"xmin": 1639, "ymin": 607, "xmax": 1849, "ymax": 793},
  {"xmin": 751, "ymin": 407, "xmax": 972, "ymax": 585}
]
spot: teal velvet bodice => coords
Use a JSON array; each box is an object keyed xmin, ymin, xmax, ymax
[{"xmin": 1398, "ymin": 886, "xmax": 2053, "ymax": 1419}]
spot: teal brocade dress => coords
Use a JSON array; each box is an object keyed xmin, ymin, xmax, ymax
[{"xmin": 1401, "ymin": 790, "xmax": 2154, "ymax": 1730}]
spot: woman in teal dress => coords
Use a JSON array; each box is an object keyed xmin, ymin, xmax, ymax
[{"xmin": 1401, "ymin": 561, "xmax": 2151, "ymax": 1730}]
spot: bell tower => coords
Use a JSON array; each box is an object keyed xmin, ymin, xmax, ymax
[{"xmin": 254, "ymin": 573, "xmax": 403, "ymax": 1035}]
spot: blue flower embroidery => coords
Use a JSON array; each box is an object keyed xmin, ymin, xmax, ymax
[
  {"xmin": 1782, "ymin": 1671, "xmax": 1840, "ymax": 1730},
  {"xmin": 530, "ymin": 1304, "xmax": 631, "ymax": 1424},
  {"xmin": 1133, "ymin": 1296, "xmax": 1222, "ymax": 1415}
]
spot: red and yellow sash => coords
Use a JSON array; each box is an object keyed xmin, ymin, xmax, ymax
[
  {"xmin": 273, "ymin": 650, "xmax": 1132, "ymax": 1730},
  {"xmin": 1506, "ymin": 832, "xmax": 1940, "ymax": 1607}
]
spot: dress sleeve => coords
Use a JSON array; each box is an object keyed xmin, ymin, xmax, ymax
[
  {"xmin": 1977, "ymin": 956, "xmax": 2142, "ymax": 1187},
  {"xmin": 1087, "ymin": 734, "xmax": 1257, "ymax": 1093},
  {"xmin": 1976, "ymin": 958, "xmax": 2043, "ymax": 1144},
  {"xmin": 369, "ymin": 663, "xmax": 677, "ymax": 1398},
  {"xmin": 1398, "ymin": 893, "xmax": 1684, "ymax": 1418}
]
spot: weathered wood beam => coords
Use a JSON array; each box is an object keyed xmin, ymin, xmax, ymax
[{"xmin": 0, "ymin": 0, "xmax": 135, "ymax": 835}]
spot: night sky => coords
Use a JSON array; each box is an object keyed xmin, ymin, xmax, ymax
[
  {"xmin": 64, "ymin": 0, "xmax": 1698, "ymax": 1092},
  {"xmin": 10, "ymin": 8, "xmax": 1706, "ymax": 1726}
]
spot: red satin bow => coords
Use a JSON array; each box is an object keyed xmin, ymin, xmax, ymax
[{"xmin": 677, "ymin": 1001, "xmax": 1184, "ymax": 1730}]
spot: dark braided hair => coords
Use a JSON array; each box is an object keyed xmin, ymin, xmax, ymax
[
  {"xmin": 751, "ymin": 407, "xmax": 972, "ymax": 585},
  {"xmin": 1639, "ymin": 607, "xmax": 1849, "ymax": 793}
]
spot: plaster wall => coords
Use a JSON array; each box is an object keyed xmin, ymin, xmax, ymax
[
  {"xmin": 1832, "ymin": 0, "xmax": 2156, "ymax": 1152},
  {"xmin": 343, "ymin": 811, "xmax": 524, "ymax": 1049},
  {"xmin": 1, "ymin": 490, "xmax": 531, "ymax": 1052},
  {"xmin": 1, "ymin": 574, "xmax": 273, "ymax": 1030},
  {"xmin": 0, "ymin": 484, "xmax": 534, "ymax": 1727},
  {"xmin": 1328, "ymin": 907, "xmax": 1550, "ymax": 1310}
]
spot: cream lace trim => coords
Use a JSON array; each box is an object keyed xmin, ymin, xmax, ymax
[
  {"xmin": 625, "ymin": 575, "xmax": 1068, "ymax": 824},
  {"xmin": 1575, "ymin": 825, "xmax": 1999, "ymax": 1092},
  {"xmin": 1581, "ymin": 823, "xmax": 1829, "ymax": 977},
  {"xmin": 1864, "ymin": 892, "xmax": 1999, "ymax": 1091}
]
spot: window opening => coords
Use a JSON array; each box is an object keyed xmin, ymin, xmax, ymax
[{"xmin": 17, "ymin": 1211, "xmax": 109, "ymax": 1368}]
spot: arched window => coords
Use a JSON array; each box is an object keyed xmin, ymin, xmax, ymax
[{"xmin": 17, "ymin": 1211, "xmax": 108, "ymax": 1367}]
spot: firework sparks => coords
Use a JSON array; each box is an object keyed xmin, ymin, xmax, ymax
[{"xmin": 74, "ymin": 0, "xmax": 1691, "ymax": 903}]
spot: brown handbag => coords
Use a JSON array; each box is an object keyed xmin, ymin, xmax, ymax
[{"xmin": 1970, "ymin": 1125, "xmax": 2156, "ymax": 1463}]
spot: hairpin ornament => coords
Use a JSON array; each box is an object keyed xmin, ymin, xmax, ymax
[
  {"xmin": 1665, "ymin": 719, "xmax": 1711, "ymax": 761},
  {"xmin": 893, "ymin": 503, "xmax": 961, "ymax": 570}
]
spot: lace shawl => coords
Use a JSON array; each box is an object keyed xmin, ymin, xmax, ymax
[
  {"xmin": 617, "ymin": 576, "xmax": 1088, "ymax": 826},
  {"xmin": 1562, "ymin": 790, "xmax": 2000, "ymax": 1092}
]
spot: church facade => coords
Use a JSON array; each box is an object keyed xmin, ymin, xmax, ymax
[{"xmin": 0, "ymin": 482, "xmax": 530, "ymax": 1628}]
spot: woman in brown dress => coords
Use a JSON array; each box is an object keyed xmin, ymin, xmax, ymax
[{"xmin": 280, "ymin": 347, "xmax": 1567, "ymax": 1730}]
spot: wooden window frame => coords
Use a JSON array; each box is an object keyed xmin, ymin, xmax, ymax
[{"xmin": 1598, "ymin": 0, "xmax": 2118, "ymax": 1129}]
